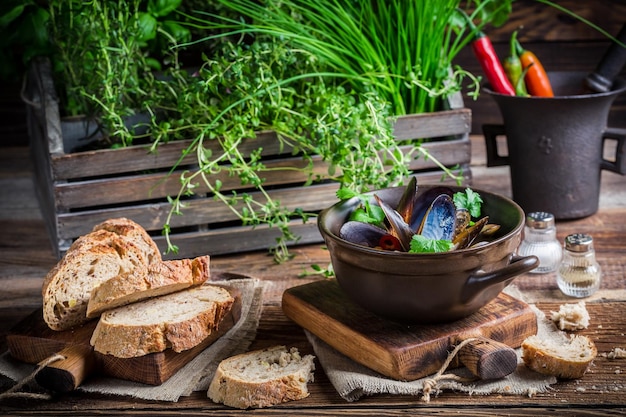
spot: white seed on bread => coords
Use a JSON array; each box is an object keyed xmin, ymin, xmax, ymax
[
  {"xmin": 90, "ymin": 284, "xmax": 234, "ymax": 358},
  {"xmin": 42, "ymin": 226, "xmax": 155, "ymax": 331},
  {"xmin": 550, "ymin": 301, "xmax": 590, "ymax": 331},
  {"xmin": 86, "ymin": 255, "xmax": 211, "ymax": 318},
  {"xmin": 208, "ymin": 346, "xmax": 315, "ymax": 409},
  {"xmin": 522, "ymin": 334, "xmax": 597, "ymax": 379}
]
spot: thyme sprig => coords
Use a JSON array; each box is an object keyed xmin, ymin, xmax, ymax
[{"xmin": 155, "ymin": 38, "xmax": 413, "ymax": 262}]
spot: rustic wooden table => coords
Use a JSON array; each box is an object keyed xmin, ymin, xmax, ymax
[{"xmin": 1, "ymin": 137, "xmax": 625, "ymax": 415}]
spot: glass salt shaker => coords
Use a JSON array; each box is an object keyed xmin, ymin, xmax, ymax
[
  {"xmin": 517, "ymin": 212, "xmax": 562, "ymax": 274},
  {"xmin": 557, "ymin": 233, "xmax": 602, "ymax": 298}
]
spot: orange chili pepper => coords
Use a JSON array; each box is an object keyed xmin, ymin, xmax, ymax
[{"xmin": 515, "ymin": 40, "xmax": 554, "ymax": 97}]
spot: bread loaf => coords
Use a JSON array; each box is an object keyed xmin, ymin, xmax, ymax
[
  {"xmin": 90, "ymin": 284, "xmax": 234, "ymax": 358},
  {"xmin": 42, "ymin": 224, "xmax": 157, "ymax": 331},
  {"xmin": 208, "ymin": 346, "xmax": 315, "ymax": 409},
  {"xmin": 521, "ymin": 334, "xmax": 597, "ymax": 379},
  {"xmin": 86, "ymin": 255, "xmax": 211, "ymax": 318}
]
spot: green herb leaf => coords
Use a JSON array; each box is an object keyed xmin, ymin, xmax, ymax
[
  {"xmin": 148, "ymin": 0, "xmax": 182, "ymax": 17},
  {"xmin": 136, "ymin": 12, "xmax": 157, "ymax": 42},
  {"xmin": 336, "ymin": 188, "xmax": 358, "ymax": 201},
  {"xmin": 409, "ymin": 235, "xmax": 454, "ymax": 253},
  {"xmin": 453, "ymin": 188, "xmax": 483, "ymax": 218},
  {"xmin": 162, "ymin": 20, "xmax": 190, "ymax": 44}
]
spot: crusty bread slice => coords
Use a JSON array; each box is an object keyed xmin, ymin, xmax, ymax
[
  {"xmin": 208, "ymin": 346, "xmax": 315, "ymax": 409},
  {"xmin": 86, "ymin": 255, "xmax": 211, "ymax": 318},
  {"xmin": 90, "ymin": 284, "xmax": 234, "ymax": 358},
  {"xmin": 92, "ymin": 217, "xmax": 161, "ymax": 264},
  {"xmin": 522, "ymin": 334, "xmax": 597, "ymax": 379},
  {"xmin": 42, "ymin": 229, "xmax": 151, "ymax": 331}
]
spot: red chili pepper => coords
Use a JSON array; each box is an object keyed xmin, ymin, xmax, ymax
[
  {"xmin": 472, "ymin": 33, "xmax": 515, "ymax": 96},
  {"xmin": 379, "ymin": 234, "xmax": 402, "ymax": 251},
  {"xmin": 516, "ymin": 40, "xmax": 554, "ymax": 97}
]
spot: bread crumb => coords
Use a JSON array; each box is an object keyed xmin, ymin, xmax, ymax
[
  {"xmin": 607, "ymin": 347, "xmax": 626, "ymax": 359},
  {"xmin": 550, "ymin": 301, "xmax": 590, "ymax": 331}
]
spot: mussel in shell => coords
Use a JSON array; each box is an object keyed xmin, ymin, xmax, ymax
[{"xmin": 338, "ymin": 179, "xmax": 499, "ymax": 253}]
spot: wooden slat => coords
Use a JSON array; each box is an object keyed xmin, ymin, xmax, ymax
[
  {"xmin": 54, "ymin": 166, "xmax": 470, "ymax": 255},
  {"xmin": 50, "ymin": 111, "xmax": 470, "ymax": 181},
  {"xmin": 392, "ymin": 109, "xmax": 471, "ymax": 140},
  {"xmin": 53, "ymin": 136, "xmax": 471, "ymax": 209}
]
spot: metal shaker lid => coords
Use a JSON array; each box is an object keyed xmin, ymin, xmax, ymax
[
  {"xmin": 526, "ymin": 212, "xmax": 555, "ymax": 229},
  {"xmin": 564, "ymin": 233, "xmax": 594, "ymax": 252}
]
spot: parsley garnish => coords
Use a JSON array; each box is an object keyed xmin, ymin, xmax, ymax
[
  {"xmin": 409, "ymin": 235, "xmax": 454, "ymax": 253},
  {"xmin": 453, "ymin": 188, "xmax": 483, "ymax": 218}
]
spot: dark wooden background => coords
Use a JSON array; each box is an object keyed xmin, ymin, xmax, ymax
[
  {"xmin": 1, "ymin": 0, "xmax": 625, "ymax": 147},
  {"xmin": 453, "ymin": 0, "xmax": 626, "ymax": 132}
]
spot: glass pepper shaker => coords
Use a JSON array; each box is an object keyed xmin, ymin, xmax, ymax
[
  {"xmin": 557, "ymin": 233, "xmax": 602, "ymax": 298},
  {"xmin": 517, "ymin": 212, "xmax": 562, "ymax": 274}
]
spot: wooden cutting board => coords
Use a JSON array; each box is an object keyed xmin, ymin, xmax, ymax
[
  {"xmin": 282, "ymin": 279, "xmax": 537, "ymax": 381},
  {"xmin": 7, "ymin": 283, "xmax": 242, "ymax": 392}
]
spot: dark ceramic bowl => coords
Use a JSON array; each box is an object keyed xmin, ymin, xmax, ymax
[{"xmin": 318, "ymin": 185, "xmax": 538, "ymax": 323}]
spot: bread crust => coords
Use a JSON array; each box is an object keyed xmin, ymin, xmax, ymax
[
  {"xmin": 92, "ymin": 217, "xmax": 161, "ymax": 264},
  {"xmin": 86, "ymin": 255, "xmax": 211, "ymax": 318},
  {"xmin": 522, "ymin": 334, "xmax": 597, "ymax": 379},
  {"xmin": 42, "ymin": 228, "xmax": 152, "ymax": 331},
  {"xmin": 208, "ymin": 346, "xmax": 316, "ymax": 409},
  {"xmin": 90, "ymin": 284, "xmax": 234, "ymax": 358}
]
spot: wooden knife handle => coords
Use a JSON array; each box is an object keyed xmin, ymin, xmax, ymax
[
  {"xmin": 457, "ymin": 336, "xmax": 517, "ymax": 380},
  {"xmin": 35, "ymin": 344, "xmax": 97, "ymax": 393}
]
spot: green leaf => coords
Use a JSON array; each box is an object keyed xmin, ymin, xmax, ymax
[
  {"xmin": 0, "ymin": 2, "xmax": 30, "ymax": 27},
  {"xmin": 336, "ymin": 188, "xmax": 358, "ymax": 200},
  {"xmin": 409, "ymin": 235, "xmax": 454, "ymax": 253},
  {"xmin": 453, "ymin": 188, "xmax": 483, "ymax": 218},
  {"xmin": 148, "ymin": 0, "xmax": 182, "ymax": 17},
  {"xmin": 145, "ymin": 57, "xmax": 162, "ymax": 71},
  {"xmin": 136, "ymin": 12, "xmax": 157, "ymax": 42},
  {"xmin": 162, "ymin": 20, "xmax": 190, "ymax": 43}
]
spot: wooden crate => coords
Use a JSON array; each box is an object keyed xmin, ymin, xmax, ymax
[{"xmin": 26, "ymin": 58, "xmax": 472, "ymax": 260}]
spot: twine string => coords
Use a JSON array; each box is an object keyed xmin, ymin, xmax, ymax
[
  {"xmin": 0, "ymin": 353, "xmax": 65, "ymax": 401},
  {"xmin": 421, "ymin": 337, "xmax": 479, "ymax": 402}
]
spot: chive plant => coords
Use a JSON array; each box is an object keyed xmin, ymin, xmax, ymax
[{"xmin": 185, "ymin": 0, "xmax": 509, "ymax": 114}]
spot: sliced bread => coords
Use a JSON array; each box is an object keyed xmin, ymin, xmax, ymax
[
  {"xmin": 208, "ymin": 346, "xmax": 315, "ymax": 409},
  {"xmin": 521, "ymin": 334, "xmax": 597, "ymax": 379},
  {"xmin": 86, "ymin": 255, "xmax": 211, "ymax": 318},
  {"xmin": 42, "ymin": 228, "xmax": 152, "ymax": 331},
  {"xmin": 90, "ymin": 284, "xmax": 234, "ymax": 358}
]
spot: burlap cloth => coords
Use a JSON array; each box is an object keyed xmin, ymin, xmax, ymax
[
  {"xmin": 0, "ymin": 278, "xmax": 265, "ymax": 402},
  {"xmin": 304, "ymin": 286, "xmax": 563, "ymax": 402}
]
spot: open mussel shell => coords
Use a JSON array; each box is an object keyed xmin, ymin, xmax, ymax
[
  {"xmin": 339, "ymin": 221, "xmax": 404, "ymax": 251},
  {"xmin": 453, "ymin": 216, "xmax": 490, "ymax": 249},
  {"xmin": 374, "ymin": 194, "xmax": 414, "ymax": 251},
  {"xmin": 455, "ymin": 208, "xmax": 471, "ymax": 237},
  {"xmin": 407, "ymin": 186, "xmax": 455, "ymax": 232},
  {"xmin": 339, "ymin": 221, "xmax": 387, "ymax": 248},
  {"xmin": 416, "ymin": 194, "xmax": 457, "ymax": 241},
  {"xmin": 396, "ymin": 177, "xmax": 419, "ymax": 227}
]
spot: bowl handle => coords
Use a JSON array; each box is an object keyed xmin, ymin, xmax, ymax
[{"xmin": 463, "ymin": 255, "xmax": 539, "ymax": 297}]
